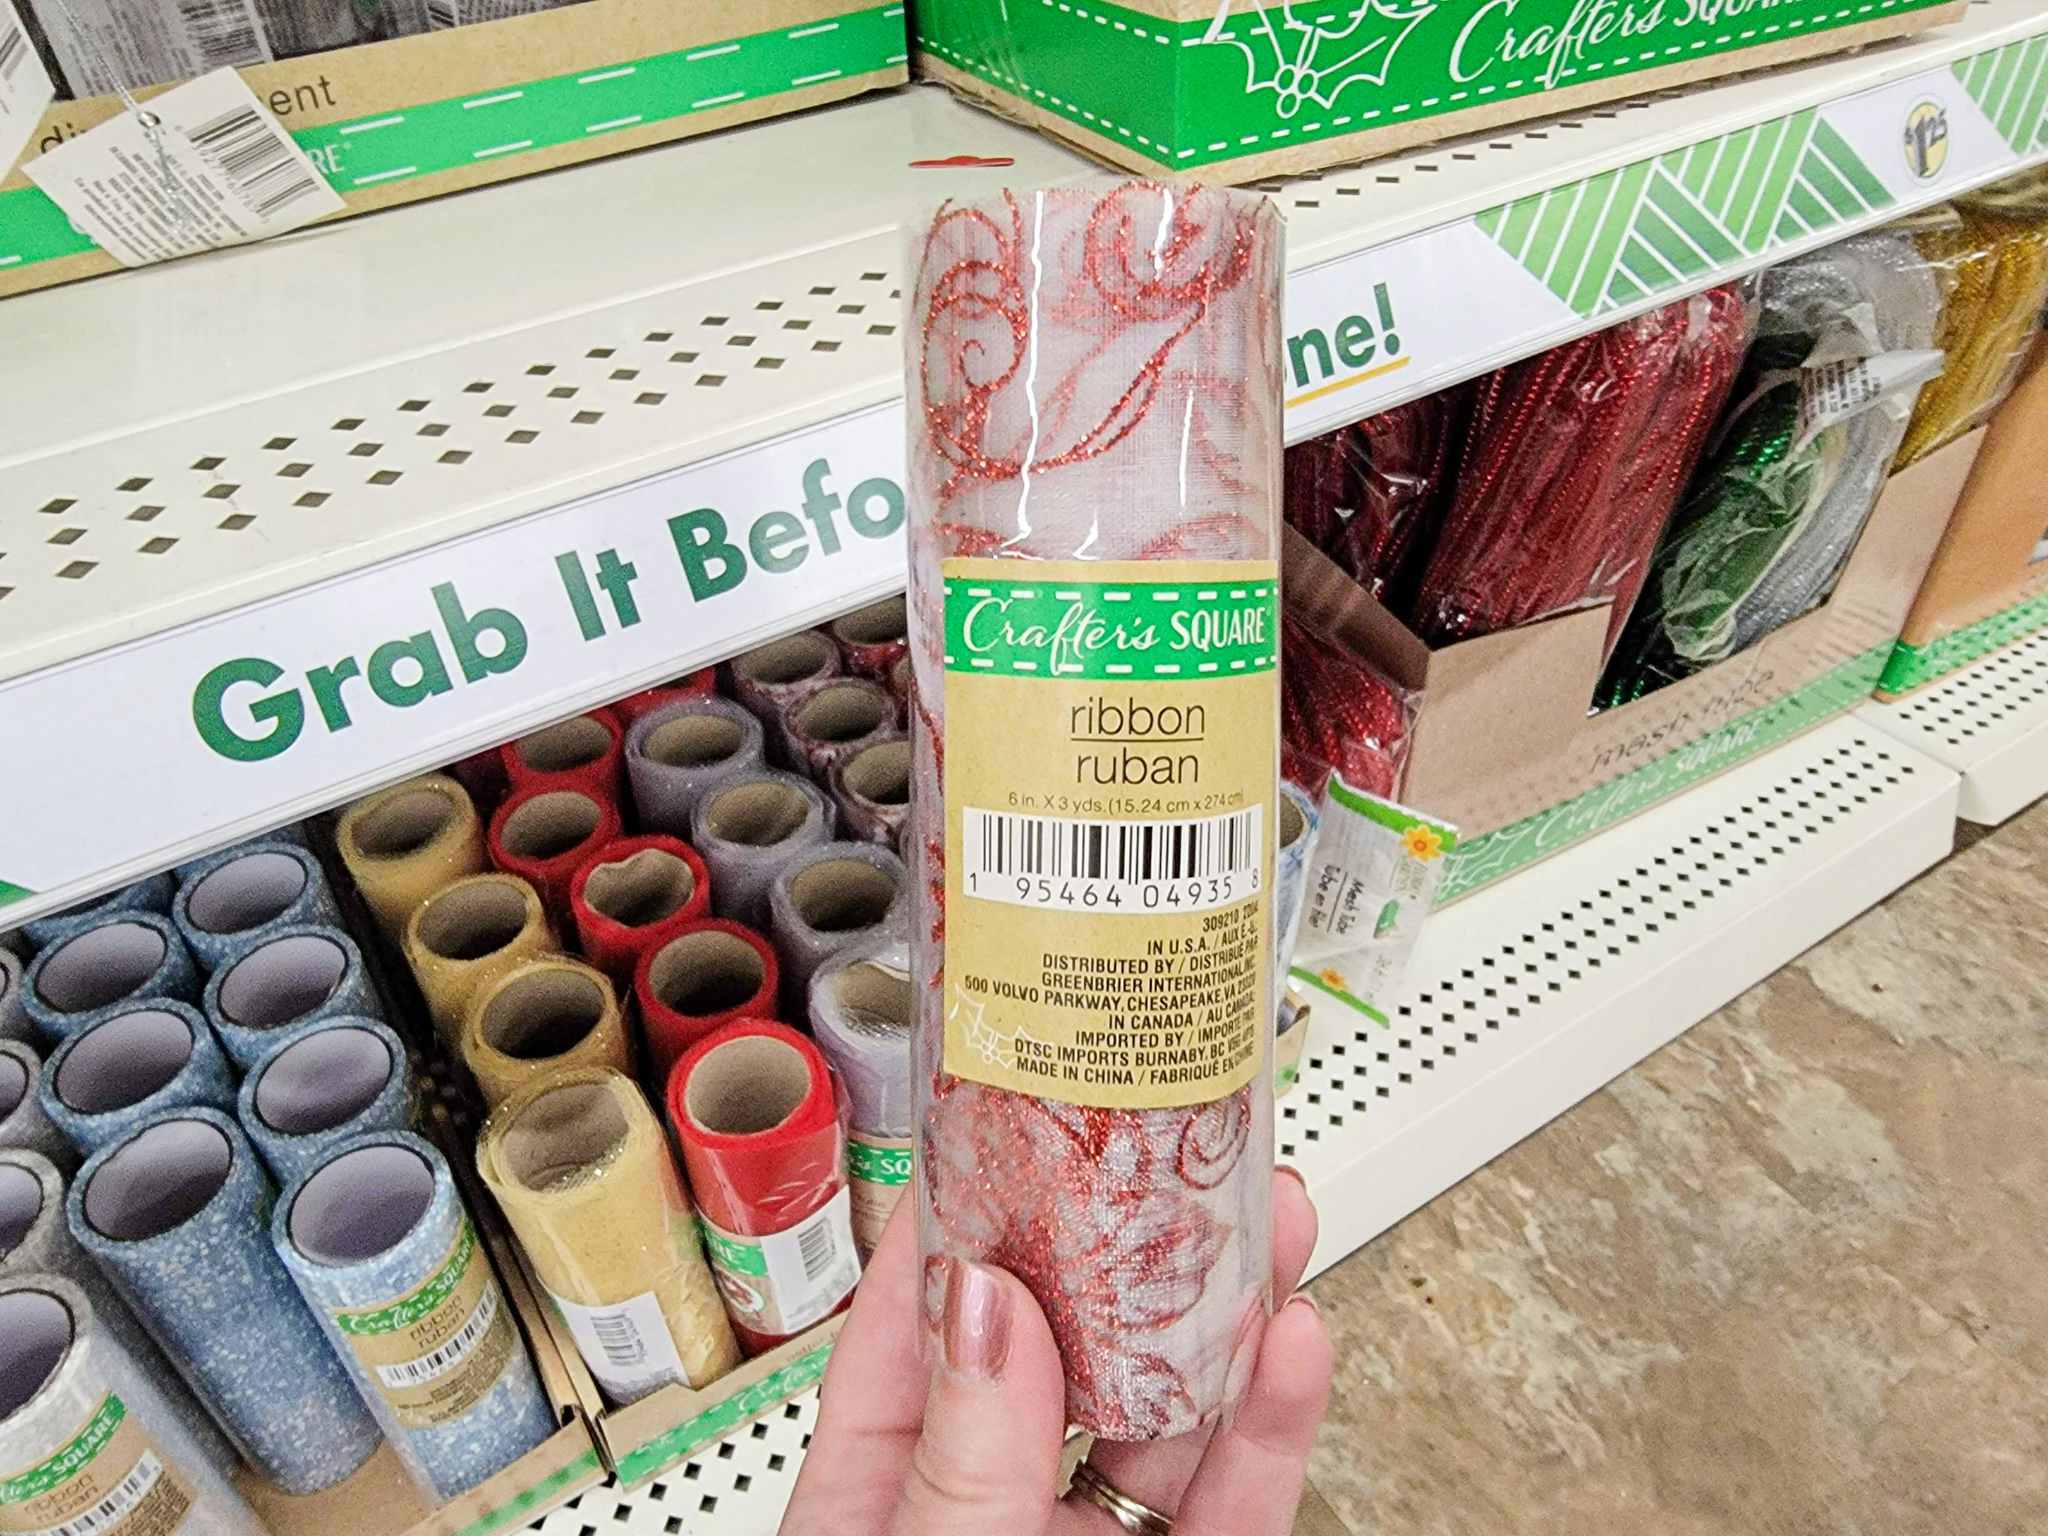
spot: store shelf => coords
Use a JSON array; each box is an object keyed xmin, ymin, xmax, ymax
[
  {"xmin": 520, "ymin": 714, "xmax": 1960, "ymax": 1536},
  {"xmin": 1857, "ymin": 626, "xmax": 2048, "ymax": 824},
  {"xmin": 6, "ymin": 0, "xmax": 2046, "ymax": 921}
]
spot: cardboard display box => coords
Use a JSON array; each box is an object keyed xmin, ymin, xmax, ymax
[
  {"xmin": 911, "ymin": 0, "xmax": 1963, "ymax": 184},
  {"xmin": 0, "ymin": 0, "xmax": 907, "ymax": 299},
  {"xmin": 1876, "ymin": 337, "xmax": 2048, "ymax": 700},
  {"xmin": 1286, "ymin": 428, "xmax": 1986, "ymax": 904}
]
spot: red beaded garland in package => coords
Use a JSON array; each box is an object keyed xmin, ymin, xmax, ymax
[{"xmin": 907, "ymin": 184, "xmax": 1282, "ymax": 1441}]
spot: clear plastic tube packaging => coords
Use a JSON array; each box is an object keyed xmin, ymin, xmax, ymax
[
  {"xmin": 274, "ymin": 1132, "xmax": 557, "ymax": 1502},
  {"xmin": 19, "ymin": 873, "xmax": 176, "ymax": 950},
  {"xmin": 201, "ymin": 925, "xmax": 385, "ymax": 1071},
  {"xmin": 808, "ymin": 938, "xmax": 914, "ymax": 1260},
  {"xmin": 238, "ymin": 1018, "xmax": 414, "ymax": 1187},
  {"xmin": 20, "ymin": 914, "xmax": 198, "ymax": 1043},
  {"xmin": 40, "ymin": 1004, "xmax": 235, "ymax": 1156},
  {"xmin": 0, "ymin": 1043, "xmax": 70, "ymax": 1172},
  {"xmin": 172, "ymin": 842, "xmax": 343, "ymax": 973},
  {"xmin": 766, "ymin": 841, "xmax": 907, "ymax": 1014},
  {"xmin": 625, "ymin": 696, "xmax": 769, "ymax": 838},
  {"xmin": 68, "ymin": 1109, "xmax": 384, "ymax": 1493}
]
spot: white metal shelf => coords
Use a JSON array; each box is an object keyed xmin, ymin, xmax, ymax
[
  {"xmin": 1857, "ymin": 627, "xmax": 2048, "ymax": 824},
  {"xmin": 520, "ymin": 714, "xmax": 1960, "ymax": 1535}
]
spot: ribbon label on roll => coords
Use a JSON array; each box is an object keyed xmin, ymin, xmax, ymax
[
  {"xmin": 0, "ymin": 1394, "xmax": 194, "ymax": 1536},
  {"xmin": 698, "ymin": 1189, "xmax": 857, "ymax": 1338},
  {"xmin": 548, "ymin": 1289, "xmax": 690, "ymax": 1402},
  {"xmin": 329, "ymin": 1218, "xmax": 518, "ymax": 1430},
  {"xmin": 845, "ymin": 1133, "xmax": 912, "ymax": 1260},
  {"xmin": 940, "ymin": 559, "xmax": 1278, "ymax": 1111}
]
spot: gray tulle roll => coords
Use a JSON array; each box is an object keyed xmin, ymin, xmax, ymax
[
  {"xmin": 175, "ymin": 824, "xmax": 310, "ymax": 882},
  {"xmin": 18, "ymin": 872, "xmax": 177, "ymax": 948},
  {"xmin": 172, "ymin": 842, "xmax": 344, "ymax": 973},
  {"xmin": 0, "ymin": 1273, "xmax": 261, "ymax": 1536},
  {"xmin": 39, "ymin": 1003, "xmax": 235, "ymax": 1156},
  {"xmin": 20, "ymin": 913, "xmax": 198, "ymax": 1043},
  {"xmin": 0, "ymin": 949, "xmax": 30, "ymax": 1043},
  {"xmin": 1730, "ymin": 232, "xmax": 1944, "ymax": 648},
  {"xmin": 723, "ymin": 630, "xmax": 843, "ymax": 736},
  {"xmin": 0, "ymin": 1148, "xmax": 239, "ymax": 1479},
  {"xmin": 808, "ymin": 937, "xmax": 914, "ymax": 1137},
  {"xmin": 828, "ymin": 736, "xmax": 913, "ymax": 847},
  {"xmin": 774, "ymin": 677, "xmax": 900, "ymax": 781},
  {"xmin": 1275, "ymin": 781, "xmax": 1322, "ymax": 994},
  {"xmin": 273, "ymin": 1131, "xmax": 556, "ymax": 1502},
  {"xmin": 625, "ymin": 696, "xmax": 768, "ymax": 838},
  {"xmin": 69, "ymin": 1109, "xmax": 383, "ymax": 1493},
  {"xmin": 768, "ymin": 841, "xmax": 908, "ymax": 1012},
  {"xmin": 690, "ymin": 770, "xmax": 836, "ymax": 929},
  {"xmin": 0, "ymin": 1041, "xmax": 71, "ymax": 1172},
  {"xmin": 239, "ymin": 1019, "xmax": 414, "ymax": 1187},
  {"xmin": 202, "ymin": 925, "xmax": 385, "ymax": 1071}
]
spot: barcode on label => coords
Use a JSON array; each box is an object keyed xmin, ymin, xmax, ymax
[
  {"xmin": 591, "ymin": 1313, "xmax": 647, "ymax": 1369},
  {"xmin": 797, "ymin": 1214, "xmax": 839, "ymax": 1283},
  {"xmin": 964, "ymin": 807, "xmax": 1263, "ymax": 913},
  {"xmin": 36, "ymin": 1453, "xmax": 162, "ymax": 1536},
  {"xmin": 375, "ymin": 1289, "xmax": 497, "ymax": 1390},
  {"xmin": 184, "ymin": 103, "xmax": 321, "ymax": 219},
  {"xmin": 0, "ymin": 18, "xmax": 24, "ymax": 83},
  {"xmin": 426, "ymin": 0, "xmax": 459, "ymax": 27},
  {"xmin": 176, "ymin": 0, "xmax": 264, "ymax": 68}
]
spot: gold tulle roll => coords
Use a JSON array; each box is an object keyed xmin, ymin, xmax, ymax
[
  {"xmin": 477, "ymin": 1067, "xmax": 739, "ymax": 1404},
  {"xmin": 403, "ymin": 874, "xmax": 559, "ymax": 1050},
  {"xmin": 460, "ymin": 956, "xmax": 631, "ymax": 1109},
  {"xmin": 337, "ymin": 774, "xmax": 488, "ymax": 937}
]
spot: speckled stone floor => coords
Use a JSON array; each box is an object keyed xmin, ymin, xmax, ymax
[{"xmin": 1300, "ymin": 799, "xmax": 2048, "ymax": 1536}]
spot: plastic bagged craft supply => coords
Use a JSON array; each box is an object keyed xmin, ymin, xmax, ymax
[
  {"xmin": 476, "ymin": 1067, "xmax": 739, "ymax": 1407},
  {"xmin": 611, "ymin": 669, "xmax": 719, "ymax": 727},
  {"xmin": 0, "ymin": 951, "xmax": 26, "ymax": 1044},
  {"xmin": 667, "ymin": 1021, "xmax": 856, "ymax": 1354},
  {"xmin": 274, "ymin": 1131, "xmax": 556, "ymax": 1502},
  {"xmin": 829, "ymin": 736, "xmax": 914, "ymax": 847},
  {"xmin": 201, "ymin": 925, "xmax": 384, "ymax": 1072},
  {"xmin": 568, "ymin": 836, "xmax": 713, "ymax": 987},
  {"xmin": 403, "ymin": 873, "xmax": 558, "ymax": 1052},
  {"xmin": 488, "ymin": 787, "xmax": 623, "ymax": 930},
  {"xmin": 1277, "ymin": 614, "xmax": 1413, "ymax": 802},
  {"xmin": 337, "ymin": 774, "xmax": 488, "ymax": 939},
  {"xmin": 808, "ymin": 938, "xmax": 914, "ymax": 1260},
  {"xmin": 40, "ymin": 1004, "xmax": 234, "ymax": 1156},
  {"xmin": 1412, "ymin": 284, "xmax": 1755, "ymax": 658},
  {"xmin": 767, "ymin": 842, "xmax": 908, "ymax": 1014},
  {"xmin": 634, "ymin": 922, "xmax": 781, "ymax": 1093},
  {"xmin": 501, "ymin": 713, "xmax": 626, "ymax": 806},
  {"xmin": 69, "ymin": 1109, "xmax": 383, "ymax": 1493},
  {"xmin": 0, "ymin": 1043, "xmax": 69, "ymax": 1172},
  {"xmin": 723, "ymin": 631, "xmax": 843, "ymax": 732},
  {"xmin": 171, "ymin": 842, "xmax": 343, "ymax": 973},
  {"xmin": 1273, "ymin": 782, "xmax": 1322, "ymax": 1000},
  {"xmin": 1602, "ymin": 232, "xmax": 1945, "ymax": 704},
  {"xmin": 829, "ymin": 597, "xmax": 912, "ymax": 682},
  {"xmin": 775, "ymin": 678, "xmax": 901, "ymax": 782},
  {"xmin": 461, "ymin": 956, "xmax": 631, "ymax": 1110},
  {"xmin": 19, "ymin": 872, "xmax": 175, "ymax": 949},
  {"xmin": 239, "ymin": 1019, "xmax": 414, "ymax": 1187},
  {"xmin": 689, "ymin": 771, "xmax": 835, "ymax": 929},
  {"xmin": 625, "ymin": 696, "xmax": 769, "ymax": 839},
  {"xmin": 21, "ymin": 913, "xmax": 198, "ymax": 1043},
  {"xmin": 0, "ymin": 1273, "xmax": 261, "ymax": 1536},
  {"xmin": 909, "ymin": 183, "xmax": 1282, "ymax": 1440}
]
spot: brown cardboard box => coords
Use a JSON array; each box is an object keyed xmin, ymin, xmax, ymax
[
  {"xmin": 1875, "ymin": 338, "xmax": 2048, "ymax": 700},
  {"xmin": 1, "ymin": 0, "xmax": 907, "ymax": 299},
  {"xmin": 1286, "ymin": 429, "xmax": 1985, "ymax": 902}
]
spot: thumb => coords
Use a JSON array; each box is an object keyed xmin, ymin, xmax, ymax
[{"xmin": 893, "ymin": 1259, "xmax": 1069, "ymax": 1536}]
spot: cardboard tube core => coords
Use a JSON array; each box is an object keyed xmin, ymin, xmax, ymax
[
  {"xmin": 702, "ymin": 782, "xmax": 809, "ymax": 848},
  {"xmin": 84, "ymin": 1119, "xmax": 231, "ymax": 1242},
  {"xmin": 832, "ymin": 597, "xmax": 908, "ymax": 647},
  {"xmin": 842, "ymin": 741, "xmax": 911, "ymax": 805},
  {"xmin": 1280, "ymin": 795, "xmax": 1307, "ymax": 852},
  {"xmin": 515, "ymin": 717, "xmax": 611, "ymax": 775},
  {"xmin": 36, "ymin": 923, "xmax": 167, "ymax": 1011},
  {"xmin": 733, "ymin": 632, "xmax": 836, "ymax": 687},
  {"xmin": 255, "ymin": 1028, "xmax": 394, "ymax": 1135},
  {"xmin": 0, "ymin": 1289, "xmax": 72, "ymax": 1420},
  {"xmin": 219, "ymin": 935, "xmax": 346, "ymax": 1028},
  {"xmin": 685, "ymin": 1036, "xmax": 809, "ymax": 1136},
  {"xmin": 791, "ymin": 683, "xmax": 889, "ymax": 744},
  {"xmin": 350, "ymin": 786, "xmax": 460, "ymax": 858},
  {"xmin": 501, "ymin": 792, "xmax": 602, "ymax": 860},
  {"xmin": 823, "ymin": 960, "xmax": 914, "ymax": 1035},
  {"xmin": 500, "ymin": 1080, "xmax": 627, "ymax": 1191},
  {"xmin": 647, "ymin": 931, "xmax": 764, "ymax": 1016},
  {"xmin": 584, "ymin": 849, "xmax": 696, "ymax": 928},
  {"xmin": 187, "ymin": 851, "xmax": 310, "ymax": 936},
  {"xmin": 57, "ymin": 1010, "xmax": 195, "ymax": 1114},
  {"xmin": 791, "ymin": 861, "xmax": 897, "ymax": 933},
  {"xmin": 480, "ymin": 970, "xmax": 606, "ymax": 1061},
  {"xmin": 417, "ymin": 880, "xmax": 531, "ymax": 962},
  {"xmin": 0, "ymin": 1165, "xmax": 43, "ymax": 1256},
  {"xmin": 288, "ymin": 1145, "xmax": 435, "ymax": 1266},
  {"xmin": 0, "ymin": 1056, "xmax": 24, "ymax": 1121},
  {"xmin": 644, "ymin": 714, "xmax": 746, "ymax": 768}
]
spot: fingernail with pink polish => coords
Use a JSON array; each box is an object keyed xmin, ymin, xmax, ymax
[{"xmin": 941, "ymin": 1261, "xmax": 1012, "ymax": 1381}]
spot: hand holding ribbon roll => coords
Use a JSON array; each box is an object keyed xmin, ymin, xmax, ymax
[
  {"xmin": 337, "ymin": 774, "xmax": 487, "ymax": 938},
  {"xmin": 462, "ymin": 956, "xmax": 632, "ymax": 1109},
  {"xmin": 568, "ymin": 836, "xmax": 713, "ymax": 987}
]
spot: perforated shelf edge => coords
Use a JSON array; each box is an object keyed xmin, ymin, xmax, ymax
[{"xmin": 1858, "ymin": 626, "xmax": 2048, "ymax": 824}]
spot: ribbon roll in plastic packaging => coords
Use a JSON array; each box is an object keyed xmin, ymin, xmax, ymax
[
  {"xmin": 172, "ymin": 842, "xmax": 343, "ymax": 973},
  {"xmin": 69, "ymin": 1109, "xmax": 383, "ymax": 1493},
  {"xmin": 403, "ymin": 874, "xmax": 559, "ymax": 1052},
  {"xmin": 0, "ymin": 1273, "xmax": 261, "ymax": 1536},
  {"xmin": 634, "ymin": 922, "xmax": 781, "ymax": 1093},
  {"xmin": 501, "ymin": 714, "xmax": 626, "ymax": 805},
  {"xmin": 18, "ymin": 872, "xmax": 176, "ymax": 949},
  {"xmin": 909, "ymin": 184, "xmax": 1284, "ymax": 1439},
  {"xmin": 767, "ymin": 842, "xmax": 907, "ymax": 1012},
  {"xmin": 488, "ymin": 788, "xmax": 623, "ymax": 929},
  {"xmin": 611, "ymin": 669, "xmax": 718, "ymax": 727},
  {"xmin": 568, "ymin": 837, "xmax": 713, "ymax": 987},
  {"xmin": 808, "ymin": 939, "xmax": 914, "ymax": 1260},
  {"xmin": 40, "ymin": 1004, "xmax": 234, "ymax": 1156},
  {"xmin": 202, "ymin": 926, "xmax": 383, "ymax": 1072},
  {"xmin": 274, "ymin": 1132, "xmax": 556, "ymax": 1502},
  {"xmin": 724, "ymin": 631, "xmax": 843, "ymax": 734},
  {"xmin": 829, "ymin": 597, "xmax": 912, "ymax": 682},
  {"xmin": 477, "ymin": 1068, "xmax": 739, "ymax": 1406},
  {"xmin": 0, "ymin": 1044, "xmax": 69, "ymax": 1172},
  {"xmin": 829, "ymin": 737, "xmax": 913, "ymax": 847},
  {"xmin": 625, "ymin": 696, "xmax": 769, "ymax": 839},
  {"xmin": 239, "ymin": 1019, "xmax": 414, "ymax": 1187},
  {"xmin": 337, "ymin": 774, "xmax": 488, "ymax": 939},
  {"xmin": 690, "ymin": 771, "xmax": 835, "ymax": 929},
  {"xmin": 774, "ymin": 678, "xmax": 900, "ymax": 783},
  {"xmin": 668, "ymin": 1021, "xmax": 856, "ymax": 1354},
  {"xmin": 461, "ymin": 956, "xmax": 631, "ymax": 1110},
  {"xmin": 21, "ymin": 914, "xmax": 198, "ymax": 1044},
  {"xmin": 1277, "ymin": 613, "xmax": 1414, "ymax": 802},
  {"xmin": 1273, "ymin": 782, "xmax": 1322, "ymax": 997}
]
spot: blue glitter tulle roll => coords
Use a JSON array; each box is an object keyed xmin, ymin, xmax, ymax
[
  {"xmin": 18, "ymin": 872, "xmax": 177, "ymax": 949},
  {"xmin": 172, "ymin": 843, "xmax": 344, "ymax": 974},
  {"xmin": 20, "ymin": 913, "xmax": 199, "ymax": 1044},
  {"xmin": 39, "ymin": 1003, "xmax": 236, "ymax": 1156},
  {"xmin": 201, "ymin": 925, "xmax": 386, "ymax": 1071},
  {"xmin": 0, "ymin": 1040, "xmax": 72, "ymax": 1172},
  {"xmin": 239, "ymin": 1019, "xmax": 414, "ymax": 1187}
]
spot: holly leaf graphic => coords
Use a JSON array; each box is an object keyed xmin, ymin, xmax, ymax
[{"xmin": 1196, "ymin": 0, "xmax": 1439, "ymax": 120}]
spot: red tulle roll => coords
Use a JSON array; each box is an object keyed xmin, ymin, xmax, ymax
[
  {"xmin": 568, "ymin": 834, "xmax": 713, "ymax": 985},
  {"xmin": 501, "ymin": 712, "xmax": 626, "ymax": 805},
  {"xmin": 487, "ymin": 786, "xmax": 622, "ymax": 927},
  {"xmin": 1278, "ymin": 614, "xmax": 1410, "ymax": 800},
  {"xmin": 612, "ymin": 670, "xmax": 719, "ymax": 727},
  {"xmin": 635, "ymin": 918, "xmax": 782, "ymax": 1090}
]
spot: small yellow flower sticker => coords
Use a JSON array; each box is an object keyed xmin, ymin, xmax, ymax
[
  {"xmin": 1318, "ymin": 967, "xmax": 1349, "ymax": 994},
  {"xmin": 1402, "ymin": 824, "xmax": 1445, "ymax": 862}
]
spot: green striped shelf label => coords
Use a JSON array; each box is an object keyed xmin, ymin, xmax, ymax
[{"xmin": 1955, "ymin": 35, "xmax": 2048, "ymax": 155}]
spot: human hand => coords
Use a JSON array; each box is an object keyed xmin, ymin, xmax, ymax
[{"xmin": 779, "ymin": 1169, "xmax": 1330, "ymax": 1536}]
